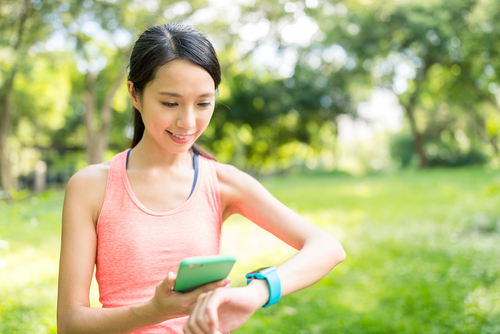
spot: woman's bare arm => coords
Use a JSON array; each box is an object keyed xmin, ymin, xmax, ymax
[
  {"xmin": 217, "ymin": 162, "xmax": 345, "ymax": 296},
  {"xmin": 57, "ymin": 164, "xmax": 161, "ymax": 334}
]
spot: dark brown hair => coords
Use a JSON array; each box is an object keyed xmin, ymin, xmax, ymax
[{"xmin": 127, "ymin": 23, "xmax": 220, "ymax": 159}]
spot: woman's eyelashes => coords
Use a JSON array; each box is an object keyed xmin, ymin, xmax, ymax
[{"xmin": 161, "ymin": 102, "xmax": 212, "ymax": 108}]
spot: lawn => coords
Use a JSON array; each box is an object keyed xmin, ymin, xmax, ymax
[{"xmin": 1, "ymin": 167, "xmax": 499, "ymax": 333}]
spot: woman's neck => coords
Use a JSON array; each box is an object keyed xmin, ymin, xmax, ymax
[{"xmin": 129, "ymin": 134, "xmax": 193, "ymax": 171}]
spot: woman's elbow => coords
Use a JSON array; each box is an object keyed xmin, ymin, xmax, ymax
[
  {"xmin": 329, "ymin": 236, "xmax": 346, "ymax": 266},
  {"xmin": 336, "ymin": 245, "xmax": 346, "ymax": 264},
  {"xmin": 57, "ymin": 315, "xmax": 69, "ymax": 334},
  {"xmin": 57, "ymin": 306, "xmax": 78, "ymax": 334}
]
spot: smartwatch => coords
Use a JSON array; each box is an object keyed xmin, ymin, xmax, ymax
[{"xmin": 245, "ymin": 266, "xmax": 281, "ymax": 307}]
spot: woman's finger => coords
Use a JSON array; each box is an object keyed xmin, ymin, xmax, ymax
[
  {"xmin": 196, "ymin": 278, "xmax": 231, "ymax": 294},
  {"xmin": 185, "ymin": 293, "xmax": 209, "ymax": 334},
  {"xmin": 205, "ymin": 290, "xmax": 223, "ymax": 331},
  {"xmin": 162, "ymin": 272, "xmax": 177, "ymax": 292},
  {"xmin": 194, "ymin": 291, "xmax": 214, "ymax": 333}
]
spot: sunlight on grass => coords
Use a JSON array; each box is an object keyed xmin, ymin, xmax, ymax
[
  {"xmin": 89, "ymin": 271, "xmax": 102, "ymax": 308},
  {"xmin": 221, "ymin": 214, "xmax": 297, "ymax": 287},
  {"xmin": 0, "ymin": 246, "xmax": 58, "ymax": 288}
]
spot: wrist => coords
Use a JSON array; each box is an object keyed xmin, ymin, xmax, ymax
[
  {"xmin": 131, "ymin": 299, "xmax": 168, "ymax": 325},
  {"xmin": 246, "ymin": 266, "xmax": 281, "ymax": 307},
  {"xmin": 246, "ymin": 279, "xmax": 271, "ymax": 308}
]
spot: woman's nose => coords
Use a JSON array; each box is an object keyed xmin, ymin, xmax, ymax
[{"xmin": 176, "ymin": 107, "xmax": 196, "ymax": 129}]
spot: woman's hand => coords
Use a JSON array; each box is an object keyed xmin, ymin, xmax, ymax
[
  {"xmin": 183, "ymin": 280, "xmax": 270, "ymax": 334},
  {"xmin": 146, "ymin": 272, "xmax": 232, "ymax": 322}
]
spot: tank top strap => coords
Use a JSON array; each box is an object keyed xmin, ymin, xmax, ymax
[
  {"xmin": 97, "ymin": 150, "xmax": 129, "ymax": 228},
  {"xmin": 198, "ymin": 155, "xmax": 222, "ymax": 219},
  {"xmin": 108, "ymin": 149, "xmax": 129, "ymax": 192}
]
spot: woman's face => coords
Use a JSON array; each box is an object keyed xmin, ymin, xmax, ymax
[{"xmin": 128, "ymin": 59, "xmax": 216, "ymax": 154}]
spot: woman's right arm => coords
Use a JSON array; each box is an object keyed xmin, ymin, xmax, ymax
[{"xmin": 57, "ymin": 165, "xmax": 229, "ymax": 334}]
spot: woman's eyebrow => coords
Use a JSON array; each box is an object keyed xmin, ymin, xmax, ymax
[
  {"xmin": 158, "ymin": 91, "xmax": 181, "ymax": 97},
  {"xmin": 158, "ymin": 92, "xmax": 214, "ymax": 97}
]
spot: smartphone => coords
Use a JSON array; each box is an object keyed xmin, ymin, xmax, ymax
[{"xmin": 173, "ymin": 254, "xmax": 237, "ymax": 292}]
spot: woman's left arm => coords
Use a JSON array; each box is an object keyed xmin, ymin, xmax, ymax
[{"xmin": 184, "ymin": 163, "xmax": 346, "ymax": 334}]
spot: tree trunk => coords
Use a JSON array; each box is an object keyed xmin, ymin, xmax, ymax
[
  {"xmin": 404, "ymin": 82, "xmax": 427, "ymax": 169},
  {"xmin": 0, "ymin": 89, "xmax": 14, "ymax": 191},
  {"xmin": 0, "ymin": 68, "xmax": 19, "ymax": 191},
  {"xmin": 97, "ymin": 69, "xmax": 128, "ymax": 163},
  {"xmin": 405, "ymin": 103, "xmax": 427, "ymax": 168},
  {"xmin": 83, "ymin": 72, "xmax": 98, "ymax": 164},
  {"xmin": 0, "ymin": 0, "xmax": 31, "ymax": 191},
  {"xmin": 84, "ymin": 69, "xmax": 128, "ymax": 165}
]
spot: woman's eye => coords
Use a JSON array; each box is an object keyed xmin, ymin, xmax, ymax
[
  {"xmin": 162, "ymin": 102, "xmax": 177, "ymax": 107},
  {"xmin": 198, "ymin": 102, "xmax": 212, "ymax": 107}
]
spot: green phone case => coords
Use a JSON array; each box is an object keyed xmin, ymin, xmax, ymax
[{"xmin": 173, "ymin": 254, "xmax": 237, "ymax": 292}]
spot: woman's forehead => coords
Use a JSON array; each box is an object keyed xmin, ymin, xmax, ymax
[{"xmin": 150, "ymin": 59, "xmax": 215, "ymax": 95}]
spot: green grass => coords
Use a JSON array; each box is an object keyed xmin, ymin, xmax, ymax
[
  {"xmin": 0, "ymin": 190, "xmax": 62, "ymax": 334},
  {"xmin": 1, "ymin": 168, "xmax": 500, "ymax": 333}
]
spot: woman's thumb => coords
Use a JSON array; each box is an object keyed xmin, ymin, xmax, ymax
[{"xmin": 163, "ymin": 271, "xmax": 177, "ymax": 290}]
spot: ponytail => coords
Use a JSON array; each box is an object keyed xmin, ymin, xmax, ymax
[
  {"xmin": 191, "ymin": 143, "xmax": 216, "ymax": 160},
  {"xmin": 131, "ymin": 107, "xmax": 144, "ymax": 148}
]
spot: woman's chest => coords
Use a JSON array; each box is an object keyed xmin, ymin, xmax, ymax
[{"xmin": 127, "ymin": 172, "xmax": 194, "ymax": 212}]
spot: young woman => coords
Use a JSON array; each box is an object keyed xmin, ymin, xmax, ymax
[{"xmin": 57, "ymin": 23, "xmax": 345, "ymax": 334}]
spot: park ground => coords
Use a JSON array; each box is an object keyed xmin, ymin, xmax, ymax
[{"xmin": 1, "ymin": 167, "xmax": 499, "ymax": 333}]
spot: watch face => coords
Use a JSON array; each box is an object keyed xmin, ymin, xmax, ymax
[{"xmin": 247, "ymin": 266, "xmax": 271, "ymax": 275}]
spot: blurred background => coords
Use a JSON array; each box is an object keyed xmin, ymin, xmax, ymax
[
  {"xmin": 1, "ymin": 0, "xmax": 500, "ymax": 192},
  {"xmin": 1, "ymin": 0, "xmax": 500, "ymax": 333}
]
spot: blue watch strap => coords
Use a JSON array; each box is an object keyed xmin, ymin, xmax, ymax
[{"xmin": 245, "ymin": 266, "xmax": 281, "ymax": 307}]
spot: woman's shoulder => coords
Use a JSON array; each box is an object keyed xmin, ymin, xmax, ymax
[
  {"xmin": 65, "ymin": 161, "xmax": 112, "ymax": 223},
  {"xmin": 67, "ymin": 160, "xmax": 111, "ymax": 191},
  {"xmin": 214, "ymin": 162, "xmax": 249, "ymax": 187},
  {"xmin": 213, "ymin": 162, "xmax": 277, "ymax": 221},
  {"xmin": 213, "ymin": 162, "xmax": 262, "ymax": 200}
]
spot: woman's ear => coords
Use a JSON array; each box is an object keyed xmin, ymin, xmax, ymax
[{"xmin": 127, "ymin": 80, "xmax": 141, "ymax": 111}]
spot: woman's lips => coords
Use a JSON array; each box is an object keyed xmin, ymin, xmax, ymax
[{"xmin": 166, "ymin": 130, "xmax": 194, "ymax": 144}]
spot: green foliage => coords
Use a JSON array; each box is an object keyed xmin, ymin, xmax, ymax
[
  {"xmin": 390, "ymin": 132, "xmax": 415, "ymax": 168},
  {"xmin": 1, "ymin": 169, "xmax": 500, "ymax": 332},
  {"xmin": 390, "ymin": 129, "xmax": 490, "ymax": 168},
  {"xmin": 4, "ymin": 0, "xmax": 500, "ymax": 188},
  {"xmin": 209, "ymin": 66, "xmax": 347, "ymax": 173},
  {"xmin": 425, "ymin": 143, "xmax": 489, "ymax": 167}
]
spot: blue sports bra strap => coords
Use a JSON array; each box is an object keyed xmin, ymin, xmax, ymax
[
  {"xmin": 126, "ymin": 149, "xmax": 131, "ymax": 169},
  {"xmin": 189, "ymin": 152, "xmax": 198, "ymax": 198}
]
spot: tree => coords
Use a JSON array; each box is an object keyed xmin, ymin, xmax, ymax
[
  {"xmin": 332, "ymin": 0, "xmax": 479, "ymax": 168},
  {"xmin": 0, "ymin": 0, "xmax": 64, "ymax": 190}
]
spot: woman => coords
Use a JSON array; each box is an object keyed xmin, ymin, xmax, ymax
[{"xmin": 57, "ymin": 23, "xmax": 345, "ymax": 334}]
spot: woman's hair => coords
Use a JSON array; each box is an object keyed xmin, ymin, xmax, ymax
[{"xmin": 127, "ymin": 23, "xmax": 220, "ymax": 159}]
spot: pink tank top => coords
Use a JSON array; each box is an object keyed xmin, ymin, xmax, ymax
[{"xmin": 96, "ymin": 149, "xmax": 222, "ymax": 333}]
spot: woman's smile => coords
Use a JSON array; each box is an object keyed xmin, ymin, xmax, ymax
[{"xmin": 166, "ymin": 130, "xmax": 194, "ymax": 144}]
